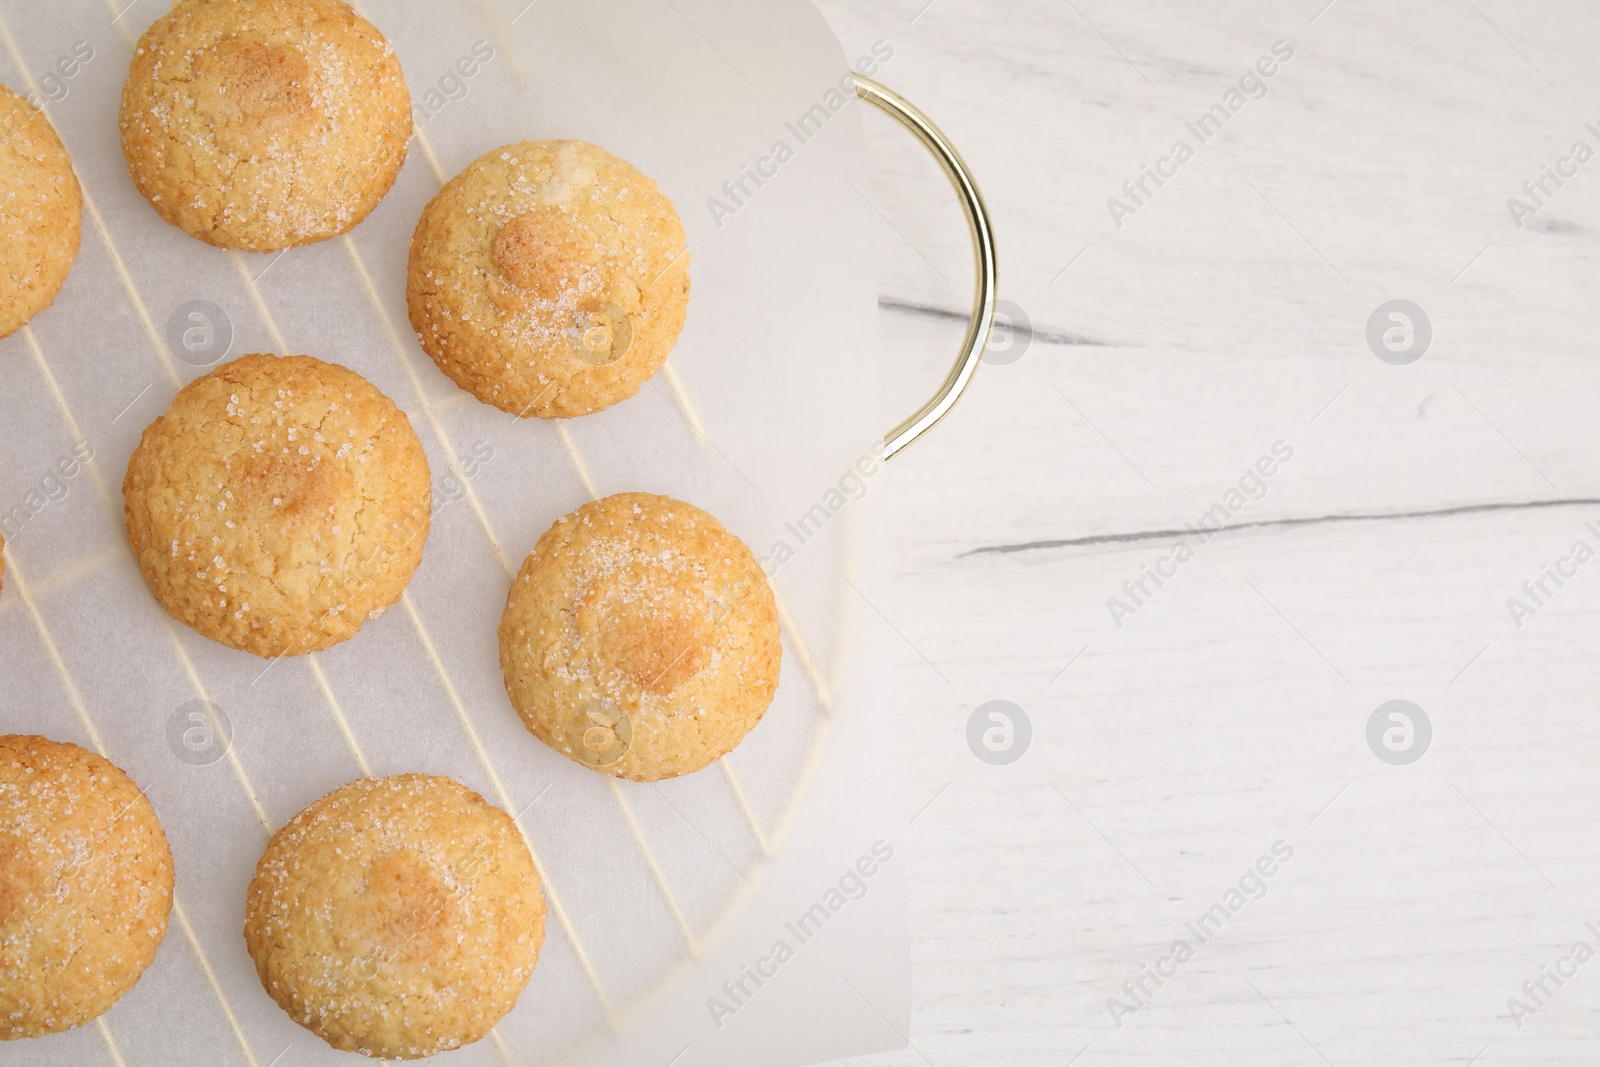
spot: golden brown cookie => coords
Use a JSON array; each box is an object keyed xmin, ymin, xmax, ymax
[
  {"xmin": 123, "ymin": 353, "xmax": 431, "ymax": 658},
  {"xmin": 499, "ymin": 493, "xmax": 781, "ymax": 781},
  {"xmin": 244, "ymin": 774, "xmax": 545, "ymax": 1059},
  {"xmin": 0, "ymin": 86, "xmax": 82, "ymax": 338},
  {"xmin": 119, "ymin": 0, "xmax": 411, "ymax": 252},
  {"xmin": 0, "ymin": 735, "xmax": 173, "ymax": 1040},
  {"xmin": 407, "ymin": 140, "xmax": 690, "ymax": 419}
]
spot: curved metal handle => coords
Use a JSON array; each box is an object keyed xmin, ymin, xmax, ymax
[{"xmin": 854, "ymin": 74, "xmax": 998, "ymax": 461}]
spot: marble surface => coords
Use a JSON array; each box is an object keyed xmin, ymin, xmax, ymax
[{"xmin": 814, "ymin": 1, "xmax": 1600, "ymax": 1063}]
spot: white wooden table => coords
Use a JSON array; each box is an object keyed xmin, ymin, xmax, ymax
[{"xmin": 817, "ymin": 1, "xmax": 1600, "ymax": 1063}]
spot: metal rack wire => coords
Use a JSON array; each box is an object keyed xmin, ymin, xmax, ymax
[{"xmin": 0, "ymin": 3, "xmax": 996, "ymax": 1064}]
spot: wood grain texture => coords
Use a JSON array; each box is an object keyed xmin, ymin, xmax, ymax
[{"xmin": 814, "ymin": 0, "xmax": 1600, "ymax": 1063}]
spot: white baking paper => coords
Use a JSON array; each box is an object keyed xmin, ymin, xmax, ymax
[{"xmin": 0, "ymin": 0, "xmax": 907, "ymax": 1064}]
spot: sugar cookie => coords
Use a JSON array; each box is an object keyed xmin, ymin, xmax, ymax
[
  {"xmin": 499, "ymin": 493, "xmax": 781, "ymax": 781},
  {"xmin": 408, "ymin": 140, "xmax": 690, "ymax": 418},
  {"xmin": 0, "ymin": 86, "xmax": 81, "ymax": 338},
  {"xmin": 244, "ymin": 774, "xmax": 545, "ymax": 1058},
  {"xmin": 0, "ymin": 735, "xmax": 173, "ymax": 1039},
  {"xmin": 124, "ymin": 353, "xmax": 431, "ymax": 657},
  {"xmin": 119, "ymin": 0, "xmax": 411, "ymax": 251}
]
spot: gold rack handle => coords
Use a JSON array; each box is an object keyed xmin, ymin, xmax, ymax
[{"xmin": 853, "ymin": 74, "xmax": 999, "ymax": 460}]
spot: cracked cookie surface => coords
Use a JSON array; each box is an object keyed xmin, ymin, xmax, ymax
[
  {"xmin": 119, "ymin": 0, "xmax": 411, "ymax": 251},
  {"xmin": 124, "ymin": 353, "xmax": 431, "ymax": 657},
  {"xmin": 0, "ymin": 86, "xmax": 81, "ymax": 338},
  {"xmin": 407, "ymin": 140, "xmax": 690, "ymax": 419},
  {"xmin": 244, "ymin": 774, "xmax": 545, "ymax": 1059},
  {"xmin": 0, "ymin": 735, "xmax": 173, "ymax": 1039},
  {"xmin": 499, "ymin": 493, "xmax": 781, "ymax": 781}
]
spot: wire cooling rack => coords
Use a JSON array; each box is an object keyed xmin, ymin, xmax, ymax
[{"xmin": 0, "ymin": 1, "xmax": 896, "ymax": 1064}]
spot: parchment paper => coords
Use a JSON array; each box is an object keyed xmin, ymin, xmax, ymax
[{"xmin": 0, "ymin": 1, "xmax": 907, "ymax": 1064}]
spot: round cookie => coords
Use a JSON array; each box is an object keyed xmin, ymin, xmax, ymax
[
  {"xmin": 499, "ymin": 493, "xmax": 781, "ymax": 781},
  {"xmin": 124, "ymin": 353, "xmax": 431, "ymax": 658},
  {"xmin": 244, "ymin": 774, "xmax": 545, "ymax": 1059},
  {"xmin": 119, "ymin": 0, "xmax": 411, "ymax": 252},
  {"xmin": 0, "ymin": 86, "xmax": 82, "ymax": 338},
  {"xmin": 407, "ymin": 140, "xmax": 691, "ymax": 419},
  {"xmin": 0, "ymin": 735, "xmax": 174, "ymax": 1039}
]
